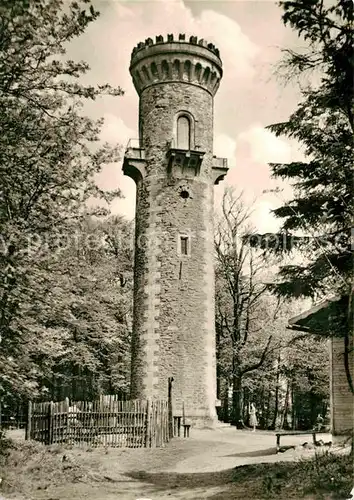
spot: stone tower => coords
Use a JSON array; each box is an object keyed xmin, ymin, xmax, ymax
[{"xmin": 123, "ymin": 34, "xmax": 228, "ymax": 425}]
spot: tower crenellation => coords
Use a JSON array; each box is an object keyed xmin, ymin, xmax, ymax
[
  {"xmin": 130, "ymin": 34, "xmax": 223, "ymax": 97},
  {"xmin": 131, "ymin": 34, "xmax": 220, "ymax": 58}
]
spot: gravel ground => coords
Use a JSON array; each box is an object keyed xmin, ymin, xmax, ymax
[{"xmin": 2, "ymin": 427, "xmax": 334, "ymax": 500}]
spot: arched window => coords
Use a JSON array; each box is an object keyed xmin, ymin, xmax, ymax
[{"xmin": 177, "ymin": 115, "xmax": 190, "ymax": 149}]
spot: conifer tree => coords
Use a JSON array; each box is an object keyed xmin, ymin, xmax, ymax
[{"xmin": 247, "ymin": 0, "xmax": 353, "ymax": 390}]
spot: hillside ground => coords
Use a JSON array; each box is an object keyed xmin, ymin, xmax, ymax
[{"xmin": 0, "ymin": 427, "xmax": 352, "ymax": 500}]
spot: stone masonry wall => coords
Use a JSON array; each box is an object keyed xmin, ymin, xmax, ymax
[
  {"xmin": 139, "ymin": 82, "xmax": 213, "ymax": 178},
  {"xmin": 130, "ymin": 82, "xmax": 218, "ymax": 423}
]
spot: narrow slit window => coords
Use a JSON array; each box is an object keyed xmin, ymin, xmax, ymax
[{"xmin": 180, "ymin": 236, "xmax": 189, "ymax": 255}]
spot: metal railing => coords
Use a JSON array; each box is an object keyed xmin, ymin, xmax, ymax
[
  {"xmin": 126, "ymin": 138, "xmax": 142, "ymax": 149},
  {"xmin": 125, "ymin": 139, "xmax": 145, "ymax": 159},
  {"xmin": 212, "ymin": 156, "xmax": 228, "ymax": 167},
  {"xmin": 125, "ymin": 139, "xmax": 227, "ymax": 167}
]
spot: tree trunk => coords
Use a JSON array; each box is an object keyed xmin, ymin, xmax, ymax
[
  {"xmin": 264, "ymin": 389, "xmax": 271, "ymax": 429},
  {"xmin": 222, "ymin": 382, "xmax": 230, "ymax": 422},
  {"xmin": 243, "ymin": 386, "xmax": 249, "ymax": 424},
  {"xmin": 72, "ymin": 363, "xmax": 78, "ymax": 401},
  {"xmin": 272, "ymin": 385, "xmax": 279, "ymax": 430},
  {"xmin": 271, "ymin": 354, "xmax": 281, "ymax": 429},
  {"xmin": 259, "ymin": 387, "xmax": 265, "ymax": 429},
  {"xmin": 309, "ymin": 391, "xmax": 318, "ymax": 429},
  {"xmin": 291, "ymin": 381, "xmax": 296, "ymax": 430},
  {"xmin": 280, "ymin": 381, "xmax": 290, "ymax": 430},
  {"xmin": 231, "ymin": 373, "xmax": 244, "ymax": 428}
]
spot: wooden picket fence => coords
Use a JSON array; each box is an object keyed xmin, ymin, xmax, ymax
[{"xmin": 27, "ymin": 397, "xmax": 170, "ymax": 448}]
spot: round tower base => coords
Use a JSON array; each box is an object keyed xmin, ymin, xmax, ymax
[{"xmin": 183, "ymin": 416, "xmax": 219, "ymax": 429}]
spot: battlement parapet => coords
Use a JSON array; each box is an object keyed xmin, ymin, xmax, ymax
[
  {"xmin": 130, "ymin": 34, "xmax": 223, "ymax": 97},
  {"xmin": 131, "ymin": 34, "xmax": 220, "ymax": 60}
]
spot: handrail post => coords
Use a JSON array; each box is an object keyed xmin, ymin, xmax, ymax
[
  {"xmin": 168, "ymin": 377, "xmax": 174, "ymax": 439},
  {"xmin": 144, "ymin": 399, "xmax": 151, "ymax": 448}
]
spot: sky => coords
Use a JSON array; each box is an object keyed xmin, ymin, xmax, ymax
[{"xmin": 68, "ymin": 0, "xmax": 306, "ymax": 232}]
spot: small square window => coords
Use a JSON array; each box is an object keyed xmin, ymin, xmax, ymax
[{"xmin": 180, "ymin": 236, "xmax": 189, "ymax": 255}]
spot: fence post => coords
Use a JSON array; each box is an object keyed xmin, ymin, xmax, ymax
[
  {"xmin": 25, "ymin": 401, "xmax": 32, "ymax": 441},
  {"xmin": 144, "ymin": 400, "xmax": 151, "ymax": 448},
  {"xmin": 47, "ymin": 401, "xmax": 54, "ymax": 445},
  {"xmin": 168, "ymin": 377, "xmax": 173, "ymax": 439}
]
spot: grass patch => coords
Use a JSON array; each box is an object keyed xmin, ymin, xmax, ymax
[
  {"xmin": 0, "ymin": 435, "xmax": 103, "ymax": 498},
  {"xmin": 228, "ymin": 451, "xmax": 353, "ymax": 499}
]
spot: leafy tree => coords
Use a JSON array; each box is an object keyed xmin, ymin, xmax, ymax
[
  {"xmin": 283, "ymin": 336, "xmax": 329, "ymax": 429},
  {"xmin": 241, "ymin": 328, "xmax": 329, "ymax": 430},
  {"xmin": 215, "ymin": 190, "xmax": 329, "ymax": 429},
  {"xmin": 34, "ymin": 216, "xmax": 134, "ymax": 401},
  {"xmin": 215, "ymin": 189, "xmax": 278, "ymax": 427},
  {"xmin": 0, "ymin": 0, "xmax": 124, "ymax": 401},
  {"xmin": 246, "ymin": 0, "xmax": 353, "ymax": 391}
]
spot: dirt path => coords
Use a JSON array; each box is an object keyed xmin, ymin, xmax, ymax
[{"xmin": 5, "ymin": 427, "xmax": 332, "ymax": 500}]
